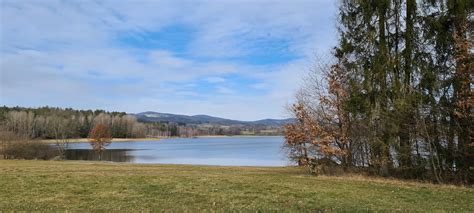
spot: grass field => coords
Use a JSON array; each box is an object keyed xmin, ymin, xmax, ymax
[{"xmin": 0, "ymin": 160, "xmax": 472, "ymax": 211}]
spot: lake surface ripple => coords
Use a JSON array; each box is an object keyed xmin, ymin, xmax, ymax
[{"xmin": 66, "ymin": 136, "xmax": 290, "ymax": 166}]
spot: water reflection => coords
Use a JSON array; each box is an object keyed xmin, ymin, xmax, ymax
[
  {"xmin": 65, "ymin": 149, "xmax": 135, "ymax": 162},
  {"xmin": 65, "ymin": 136, "xmax": 289, "ymax": 166}
]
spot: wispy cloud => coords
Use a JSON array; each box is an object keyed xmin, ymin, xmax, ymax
[
  {"xmin": 216, "ymin": 86, "xmax": 235, "ymax": 95},
  {"xmin": 206, "ymin": 77, "xmax": 226, "ymax": 83},
  {"xmin": 0, "ymin": 0, "xmax": 337, "ymax": 120}
]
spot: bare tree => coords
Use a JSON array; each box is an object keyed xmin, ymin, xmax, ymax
[
  {"xmin": 5, "ymin": 111, "xmax": 36, "ymax": 139},
  {"xmin": 48, "ymin": 116, "xmax": 72, "ymax": 159}
]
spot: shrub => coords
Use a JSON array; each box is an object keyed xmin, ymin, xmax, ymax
[{"xmin": 3, "ymin": 140, "xmax": 57, "ymax": 160}]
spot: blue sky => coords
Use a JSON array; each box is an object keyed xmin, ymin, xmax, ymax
[{"xmin": 0, "ymin": 0, "xmax": 337, "ymax": 120}]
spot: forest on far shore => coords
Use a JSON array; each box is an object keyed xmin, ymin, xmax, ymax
[{"xmin": 0, "ymin": 106, "xmax": 284, "ymax": 140}]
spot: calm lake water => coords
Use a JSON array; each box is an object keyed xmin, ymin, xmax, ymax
[{"xmin": 65, "ymin": 136, "xmax": 290, "ymax": 166}]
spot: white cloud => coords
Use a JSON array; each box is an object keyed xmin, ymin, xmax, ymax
[
  {"xmin": 216, "ymin": 86, "xmax": 235, "ymax": 95},
  {"xmin": 149, "ymin": 51, "xmax": 191, "ymax": 68},
  {"xmin": 0, "ymin": 0, "xmax": 338, "ymax": 120},
  {"xmin": 206, "ymin": 77, "xmax": 226, "ymax": 83},
  {"xmin": 250, "ymin": 83, "xmax": 268, "ymax": 90}
]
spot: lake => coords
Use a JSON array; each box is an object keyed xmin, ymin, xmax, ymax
[{"xmin": 65, "ymin": 136, "xmax": 290, "ymax": 166}]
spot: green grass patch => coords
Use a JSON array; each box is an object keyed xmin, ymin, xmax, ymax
[{"xmin": 0, "ymin": 160, "xmax": 472, "ymax": 211}]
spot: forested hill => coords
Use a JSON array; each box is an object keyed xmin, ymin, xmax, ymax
[
  {"xmin": 0, "ymin": 106, "xmax": 290, "ymax": 139},
  {"xmin": 134, "ymin": 111, "xmax": 294, "ymax": 126}
]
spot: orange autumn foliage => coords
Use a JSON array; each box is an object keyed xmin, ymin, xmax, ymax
[
  {"xmin": 284, "ymin": 60, "xmax": 350, "ymax": 173},
  {"xmin": 88, "ymin": 124, "xmax": 112, "ymax": 159}
]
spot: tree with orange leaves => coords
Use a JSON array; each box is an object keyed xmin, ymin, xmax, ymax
[
  {"xmin": 88, "ymin": 124, "xmax": 112, "ymax": 160},
  {"xmin": 284, "ymin": 57, "xmax": 349, "ymax": 175}
]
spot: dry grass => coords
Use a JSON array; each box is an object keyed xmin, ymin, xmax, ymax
[
  {"xmin": 0, "ymin": 160, "xmax": 472, "ymax": 211},
  {"xmin": 324, "ymin": 173, "xmax": 469, "ymax": 190}
]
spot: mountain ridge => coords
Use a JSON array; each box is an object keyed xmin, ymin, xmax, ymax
[{"xmin": 132, "ymin": 111, "xmax": 294, "ymax": 126}]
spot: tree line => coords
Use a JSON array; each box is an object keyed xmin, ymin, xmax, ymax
[
  {"xmin": 0, "ymin": 106, "xmax": 147, "ymax": 139},
  {"xmin": 0, "ymin": 106, "xmax": 284, "ymax": 140},
  {"xmin": 285, "ymin": 0, "xmax": 472, "ymax": 184}
]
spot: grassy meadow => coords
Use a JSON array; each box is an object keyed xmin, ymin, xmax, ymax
[{"xmin": 0, "ymin": 160, "xmax": 472, "ymax": 211}]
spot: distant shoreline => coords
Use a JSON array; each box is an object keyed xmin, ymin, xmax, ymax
[
  {"xmin": 39, "ymin": 137, "xmax": 162, "ymax": 144},
  {"xmin": 40, "ymin": 135, "xmax": 284, "ymax": 143},
  {"xmin": 195, "ymin": 135, "xmax": 283, "ymax": 138}
]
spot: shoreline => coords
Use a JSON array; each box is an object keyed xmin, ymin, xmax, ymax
[
  {"xmin": 195, "ymin": 135, "xmax": 283, "ymax": 138},
  {"xmin": 39, "ymin": 137, "xmax": 162, "ymax": 144},
  {"xmin": 40, "ymin": 135, "xmax": 284, "ymax": 143}
]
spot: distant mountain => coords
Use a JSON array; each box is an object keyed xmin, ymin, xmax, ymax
[
  {"xmin": 251, "ymin": 119, "xmax": 294, "ymax": 126},
  {"xmin": 132, "ymin": 111, "xmax": 294, "ymax": 126}
]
